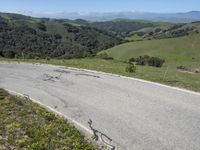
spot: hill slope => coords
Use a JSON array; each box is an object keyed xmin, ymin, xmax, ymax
[
  {"xmin": 69, "ymin": 18, "xmax": 200, "ymax": 40},
  {"xmin": 0, "ymin": 12, "xmax": 122, "ymax": 59},
  {"xmin": 98, "ymin": 34, "xmax": 200, "ymax": 91},
  {"xmin": 104, "ymin": 34, "xmax": 200, "ymax": 65},
  {"xmin": 127, "ymin": 22, "xmax": 200, "ymax": 41},
  {"xmin": 89, "ymin": 19, "xmax": 163, "ymax": 35},
  {"xmin": 60, "ymin": 18, "xmax": 171, "ymax": 36}
]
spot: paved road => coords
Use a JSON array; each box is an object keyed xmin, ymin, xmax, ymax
[{"xmin": 0, "ymin": 62, "xmax": 200, "ymax": 150}]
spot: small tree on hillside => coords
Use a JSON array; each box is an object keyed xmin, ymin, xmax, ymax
[{"xmin": 126, "ymin": 64, "xmax": 136, "ymax": 73}]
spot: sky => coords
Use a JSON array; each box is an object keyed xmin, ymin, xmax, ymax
[{"xmin": 0, "ymin": 0, "xmax": 200, "ymax": 14}]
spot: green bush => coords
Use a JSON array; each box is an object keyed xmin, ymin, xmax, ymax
[
  {"xmin": 126, "ymin": 64, "xmax": 136, "ymax": 73},
  {"xmin": 54, "ymin": 34, "xmax": 62, "ymax": 39},
  {"xmin": 97, "ymin": 52, "xmax": 114, "ymax": 60},
  {"xmin": 128, "ymin": 57, "xmax": 136, "ymax": 63},
  {"xmin": 1, "ymin": 50, "xmax": 16, "ymax": 58},
  {"xmin": 136, "ymin": 55, "xmax": 150, "ymax": 66},
  {"xmin": 35, "ymin": 56, "xmax": 40, "ymax": 60},
  {"xmin": 148, "ymin": 57, "xmax": 165, "ymax": 67},
  {"xmin": 136, "ymin": 55, "xmax": 165, "ymax": 67},
  {"xmin": 46, "ymin": 57, "xmax": 51, "ymax": 61},
  {"xmin": 37, "ymin": 22, "xmax": 47, "ymax": 31}
]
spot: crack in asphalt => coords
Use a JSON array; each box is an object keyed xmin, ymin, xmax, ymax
[
  {"xmin": 2, "ymin": 62, "xmax": 200, "ymax": 150},
  {"xmin": 42, "ymin": 73, "xmax": 62, "ymax": 82},
  {"xmin": 54, "ymin": 69, "xmax": 71, "ymax": 74},
  {"xmin": 75, "ymin": 73, "xmax": 100, "ymax": 78},
  {"xmin": 88, "ymin": 119, "xmax": 116, "ymax": 150},
  {"xmin": 54, "ymin": 69, "xmax": 100, "ymax": 78}
]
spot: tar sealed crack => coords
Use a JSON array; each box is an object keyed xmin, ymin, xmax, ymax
[
  {"xmin": 88, "ymin": 119, "xmax": 115, "ymax": 150},
  {"xmin": 54, "ymin": 69, "xmax": 71, "ymax": 74},
  {"xmin": 76, "ymin": 73, "xmax": 100, "ymax": 78},
  {"xmin": 42, "ymin": 73, "xmax": 62, "ymax": 82}
]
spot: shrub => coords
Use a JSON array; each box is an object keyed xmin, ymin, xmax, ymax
[
  {"xmin": 136, "ymin": 55, "xmax": 150, "ymax": 66},
  {"xmin": 155, "ymin": 28, "xmax": 162, "ymax": 33},
  {"xmin": 37, "ymin": 22, "xmax": 47, "ymax": 31},
  {"xmin": 54, "ymin": 34, "xmax": 62, "ymax": 39},
  {"xmin": 97, "ymin": 52, "xmax": 114, "ymax": 60},
  {"xmin": 128, "ymin": 57, "xmax": 135, "ymax": 63},
  {"xmin": 34, "ymin": 56, "xmax": 40, "ymax": 60},
  {"xmin": 46, "ymin": 57, "xmax": 51, "ymax": 61},
  {"xmin": 135, "ymin": 55, "xmax": 165, "ymax": 67},
  {"xmin": 126, "ymin": 64, "xmax": 136, "ymax": 73},
  {"xmin": 148, "ymin": 57, "xmax": 165, "ymax": 67},
  {"xmin": 2, "ymin": 50, "xmax": 16, "ymax": 58}
]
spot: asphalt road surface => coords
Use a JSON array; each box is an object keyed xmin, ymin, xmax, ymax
[{"xmin": 0, "ymin": 62, "xmax": 200, "ymax": 150}]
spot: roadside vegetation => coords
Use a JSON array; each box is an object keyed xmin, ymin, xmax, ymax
[
  {"xmin": 0, "ymin": 88, "xmax": 97, "ymax": 150},
  {"xmin": 129, "ymin": 55, "xmax": 165, "ymax": 68},
  {"xmin": 126, "ymin": 64, "xmax": 136, "ymax": 73}
]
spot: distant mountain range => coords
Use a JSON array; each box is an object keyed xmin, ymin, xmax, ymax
[{"xmin": 20, "ymin": 11, "xmax": 200, "ymax": 23}]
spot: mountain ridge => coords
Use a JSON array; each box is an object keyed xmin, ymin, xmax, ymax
[{"xmin": 15, "ymin": 11, "xmax": 200, "ymax": 23}]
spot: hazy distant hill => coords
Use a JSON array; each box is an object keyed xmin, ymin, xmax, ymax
[
  {"xmin": 61, "ymin": 18, "xmax": 172, "ymax": 36},
  {"xmin": 65, "ymin": 18, "xmax": 199, "ymax": 39},
  {"xmin": 24, "ymin": 11, "xmax": 200, "ymax": 23},
  {"xmin": 89, "ymin": 19, "xmax": 171, "ymax": 35}
]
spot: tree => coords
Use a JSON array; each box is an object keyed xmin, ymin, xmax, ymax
[{"xmin": 128, "ymin": 57, "xmax": 136, "ymax": 63}]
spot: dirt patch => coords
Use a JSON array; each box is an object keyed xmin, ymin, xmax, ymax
[{"xmin": 177, "ymin": 66, "xmax": 200, "ymax": 74}]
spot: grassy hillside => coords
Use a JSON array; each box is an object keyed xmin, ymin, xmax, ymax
[
  {"xmin": 85, "ymin": 19, "xmax": 200, "ymax": 41},
  {"xmin": 97, "ymin": 34, "xmax": 200, "ymax": 91},
  {"xmin": 104, "ymin": 34, "xmax": 200, "ymax": 64},
  {"xmin": 0, "ymin": 12, "xmax": 122, "ymax": 59},
  {"xmin": 127, "ymin": 22, "xmax": 200, "ymax": 41}
]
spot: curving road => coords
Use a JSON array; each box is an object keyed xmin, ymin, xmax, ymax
[{"xmin": 0, "ymin": 62, "xmax": 200, "ymax": 150}]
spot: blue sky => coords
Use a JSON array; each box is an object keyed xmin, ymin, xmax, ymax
[{"xmin": 0, "ymin": 0, "xmax": 199, "ymax": 13}]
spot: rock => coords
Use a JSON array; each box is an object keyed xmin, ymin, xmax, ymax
[{"xmin": 194, "ymin": 69, "xmax": 200, "ymax": 73}]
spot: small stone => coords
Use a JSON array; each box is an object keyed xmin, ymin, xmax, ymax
[{"xmin": 195, "ymin": 69, "xmax": 200, "ymax": 73}]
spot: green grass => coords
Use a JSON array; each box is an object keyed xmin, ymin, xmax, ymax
[
  {"xmin": 0, "ymin": 88, "xmax": 97, "ymax": 150},
  {"xmin": 0, "ymin": 57, "xmax": 200, "ymax": 92},
  {"xmin": 125, "ymin": 34, "xmax": 143, "ymax": 41},
  {"xmin": 98, "ymin": 34, "xmax": 200, "ymax": 92},
  {"xmin": 104, "ymin": 34, "xmax": 200, "ymax": 63}
]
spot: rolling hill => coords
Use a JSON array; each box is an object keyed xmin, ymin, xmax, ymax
[
  {"xmin": 98, "ymin": 34, "xmax": 200, "ymax": 91},
  {"xmin": 0, "ymin": 12, "xmax": 123, "ymax": 59},
  {"xmin": 103, "ymin": 34, "xmax": 200, "ymax": 66},
  {"xmin": 127, "ymin": 22, "xmax": 200, "ymax": 41},
  {"xmin": 89, "ymin": 19, "xmax": 170, "ymax": 35},
  {"xmin": 61, "ymin": 18, "xmax": 172, "ymax": 36},
  {"xmin": 69, "ymin": 19, "xmax": 200, "ymax": 40}
]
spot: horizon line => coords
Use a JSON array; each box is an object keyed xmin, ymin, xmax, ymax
[{"xmin": 1, "ymin": 10, "xmax": 200, "ymax": 15}]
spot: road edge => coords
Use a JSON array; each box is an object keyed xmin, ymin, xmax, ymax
[
  {"xmin": 1, "ymin": 61, "xmax": 200, "ymax": 96},
  {"xmin": 5, "ymin": 88, "xmax": 117, "ymax": 150}
]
